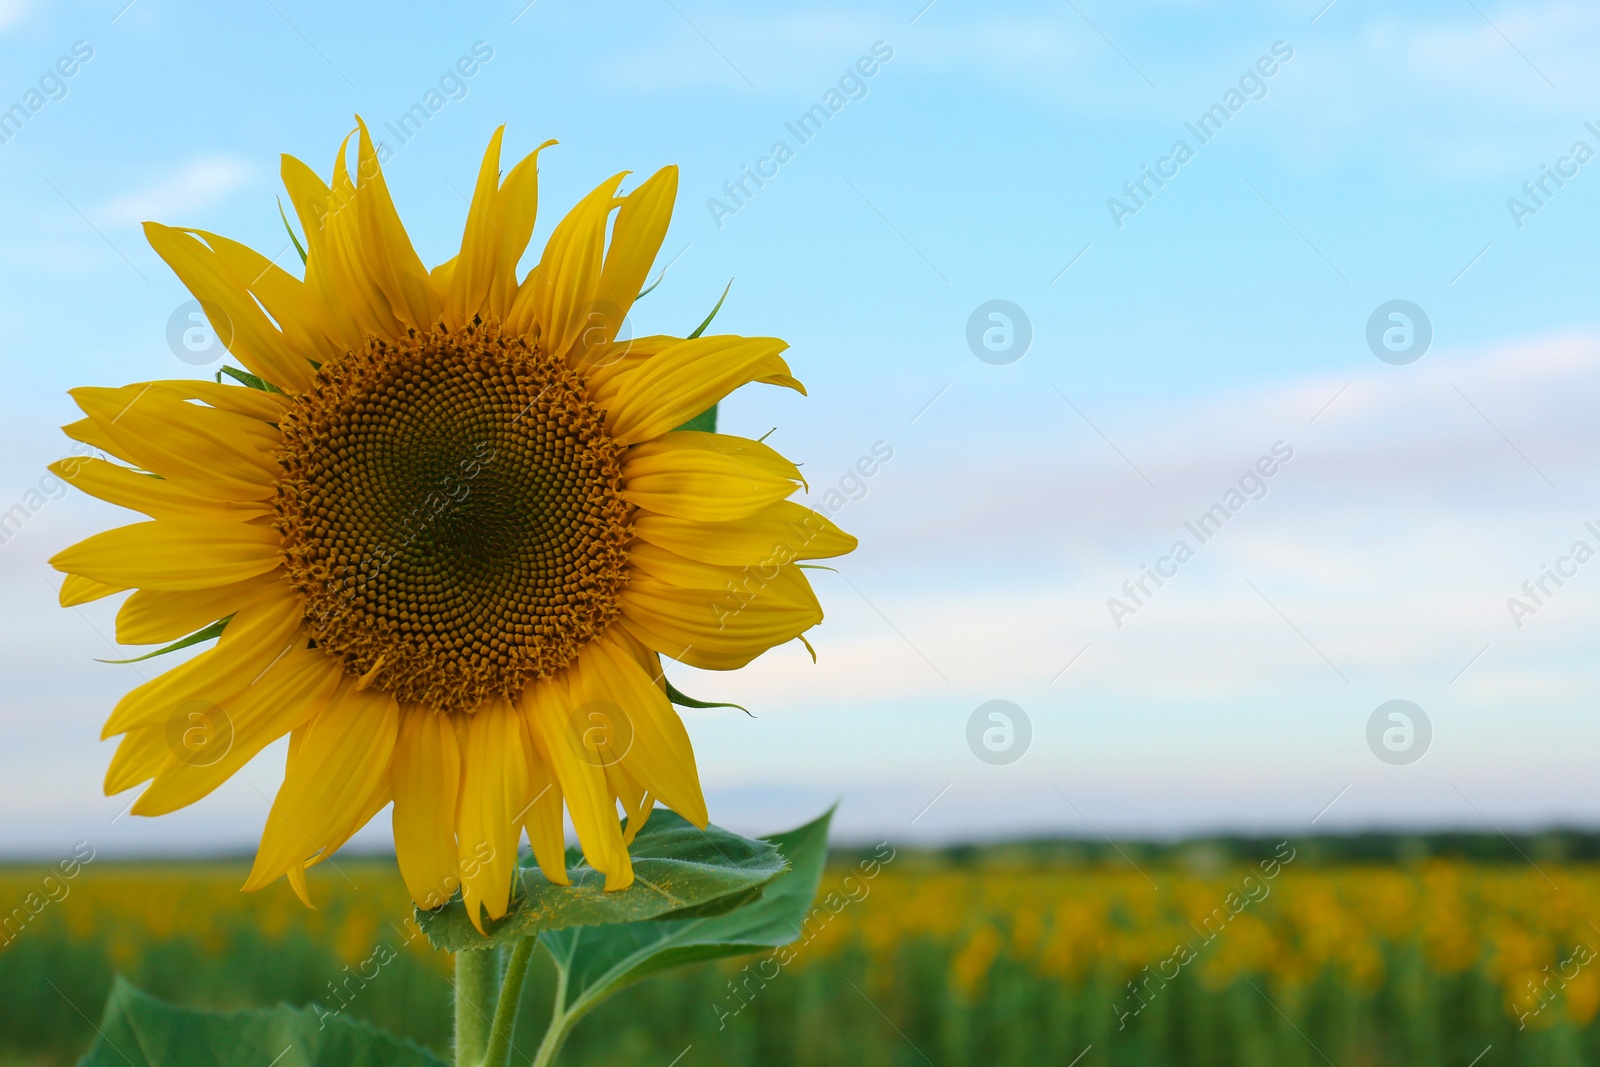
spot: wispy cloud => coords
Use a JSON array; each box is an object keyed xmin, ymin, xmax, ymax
[
  {"xmin": 702, "ymin": 331, "xmax": 1600, "ymax": 712},
  {"xmin": 0, "ymin": 0, "xmax": 39, "ymax": 34},
  {"xmin": 98, "ymin": 157, "xmax": 253, "ymax": 227}
]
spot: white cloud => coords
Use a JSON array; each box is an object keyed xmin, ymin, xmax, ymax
[
  {"xmin": 709, "ymin": 330, "xmax": 1600, "ymax": 715},
  {"xmin": 98, "ymin": 156, "xmax": 254, "ymax": 227},
  {"xmin": 7, "ymin": 329, "xmax": 1600, "ymax": 848},
  {"xmin": 0, "ymin": 0, "xmax": 38, "ymax": 34}
]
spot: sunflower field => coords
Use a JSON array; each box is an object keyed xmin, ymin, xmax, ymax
[{"xmin": 4, "ymin": 836, "xmax": 1599, "ymax": 1067}]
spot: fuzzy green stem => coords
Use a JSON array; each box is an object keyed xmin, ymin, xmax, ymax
[
  {"xmin": 480, "ymin": 939, "xmax": 537, "ymax": 1067},
  {"xmin": 529, "ymin": 963, "xmax": 572, "ymax": 1067},
  {"xmin": 454, "ymin": 948, "xmax": 500, "ymax": 1067}
]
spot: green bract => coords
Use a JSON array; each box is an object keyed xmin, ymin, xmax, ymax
[{"xmin": 414, "ymin": 811, "xmax": 788, "ymax": 952}]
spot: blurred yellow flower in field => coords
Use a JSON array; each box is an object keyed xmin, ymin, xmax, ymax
[
  {"xmin": 950, "ymin": 924, "xmax": 1003, "ymax": 997},
  {"xmin": 10, "ymin": 855, "xmax": 1600, "ymax": 1034}
]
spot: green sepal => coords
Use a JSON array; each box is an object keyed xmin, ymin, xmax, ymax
[
  {"xmin": 664, "ymin": 280, "xmax": 733, "ymax": 433},
  {"xmin": 687, "ymin": 279, "xmax": 732, "ymax": 340},
  {"xmin": 216, "ymin": 365, "xmax": 283, "ymax": 394},
  {"xmin": 538, "ymin": 807, "xmax": 833, "ymax": 1024},
  {"xmin": 77, "ymin": 976, "xmax": 445, "ymax": 1066},
  {"xmin": 278, "ymin": 196, "xmax": 308, "ymax": 265},
  {"xmin": 96, "ymin": 617, "xmax": 230, "ymax": 664},
  {"xmin": 414, "ymin": 810, "xmax": 787, "ymax": 952},
  {"xmin": 663, "ymin": 676, "xmax": 750, "ymax": 716}
]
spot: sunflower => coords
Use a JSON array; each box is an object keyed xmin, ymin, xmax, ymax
[{"xmin": 49, "ymin": 121, "xmax": 855, "ymax": 930}]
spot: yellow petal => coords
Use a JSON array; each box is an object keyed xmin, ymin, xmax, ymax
[
  {"xmin": 280, "ymin": 152, "xmax": 368, "ymax": 354},
  {"xmin": 508, "ymin": 173, "xmax": 626, "ymax": 361},
  {"xmin": 485, "ymin": 138, "xmax": 556, "ymax": 322},
  {"xmin": 441, "ymin": 125, "xmax": 507, "ymax": 331},
  {"xmin": 140, "ymin": 378, "xmax": 287, "ymax": 423},
  {"xmin": 59, "ymin": 573, "xmax": 127, "ymax": 607},
  {"xmin": 607, "ymin": 760, "xmax": 653, "ymax": 847},
  {"xmin": 115, "ymin": 574, "xmax": 281, "ymax": 646},
  {"xmin": 285, "ymin": 135, "xmax": 402, "ymax": 344},
  {"xmin": 577, "ymin": 334, "xmax": 678, "ymax": 392},
  {"xmin": 286, "ymin": 864, "xmax": 313, "ymax": 907},
  {"xmin": 67, "ymin": 386, "xmax": 279, "ymax": 499},
  {"xmin": 623, "ymin": 432, "xmax": 803, "ymax": 521},
  {"xmin": 305, "ymin": 763, "xmax": 393, "ymax": 871},
  {"xmin": 633, "ymin": 500, "xmax": 856, "ymax": 567},
  {"xmin": 582, "ymin": 636, "xmax": 706, "ymax": 828},
  {"xmin": 596, "ymin": 335, "xmax": 803, "ymax": 445},
  {"xmin": 391, "ymin": 706, "xmax": 463, "ymax": 911},
  {"xmin": 445, "ymin": 131, "xmax": 560, "ymax": 327},
  {"xmin": 244, "ymin": 684, "xmax": 400, "ymax": 892},
  {"xmin": 523, "ymin": 674, "xmax": 632, "ymax": 891},
  {"xmin": 69, "ymin": 383, "xmax": 281, "ymax": 455},
  {"xmin": 51, "ymin": 519, "xmax": 282, "ymax": 592},
  {"xmin": 585, "ymin": 167, "xmax": 678, "ymax": 362},
  {"xmin": 61, "ymin": 418, "xmax": 121, "ymax": 466},
  {"xmin": 457, "ymin": 698, "xmax": 532, "ymax": 932},
  {"xmin": 519, "ymin": 717, "xmax": 570, "ymax": 887},
  {"xmin": 50, "ymin": 458, "xmax": 270, "ymax": 524},
  {"xmin": 620, "ymin": 558, "xmax": 822, "ymax": 671},
  {"xmin": 143, "ymin": 223, "xmax": 315, "ymax": 393},
  {"xmin": 101, "ymin": 588, "xmax": 305, "ymax": 738},
  {"xmin": 132, "ymin": 648, "xmax": 342, "ymax": 816},
  {"xmin": 353, "ymin": 118, "xmax": 440, "ymax": 330},
  {"xmin": 104, "ymin": 724, "xmax": 169, "ymax": 795},
  {"xmin": 189, "ymin": 232, "xmax": 342, "ymax": 366}
]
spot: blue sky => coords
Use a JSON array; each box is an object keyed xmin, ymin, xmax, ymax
[{"xmin": 3, "ymin": 0, "xmax": 1600, "ymax": 856}]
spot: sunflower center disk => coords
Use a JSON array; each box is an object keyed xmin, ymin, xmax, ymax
[{"xmin": 274, "ymin": 324, "xmax": 631, "ymax": 712}]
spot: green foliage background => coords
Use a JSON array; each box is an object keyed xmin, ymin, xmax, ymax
[{"xmin": 5, "ymin": 831, "xmax": 1600, "ymax": 1066}]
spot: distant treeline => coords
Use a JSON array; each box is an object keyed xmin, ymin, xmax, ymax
[
  {"xmin": 831, "ymin": 828, "xmax": 1600, "ymax": 870},
  {"xmin": 7, "ymin": 828, "xmax": 1595, "ymax": 876}
]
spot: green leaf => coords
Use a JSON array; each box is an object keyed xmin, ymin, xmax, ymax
[
  {"xmin": 540, "ymin": 806, "xmax": 833, "ymax": 1025},
  {"xmin": 278, "ymin": 196, "xmax": 308, "ymax": 265},
  {"xmin": 663, "ymin": 676, "xmax": 750, "ymax": 716},
  {"xmin": 414, "ymin": 810, "xmax": 787, "ymax": 952},
  {"xmin": 673, "ymin": 406, "xmax": 716, "ymax": 433},
  {"xmin": 218, "ymin": 365, "xmax": 283, "ymax": 394},
  {"xmin": 78, "ymin": 976, "xmax": 445, "ymax": 1067},
  {"xmin": 96, "ymin": 617, "xmax": 229, "ymax": 664}
]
